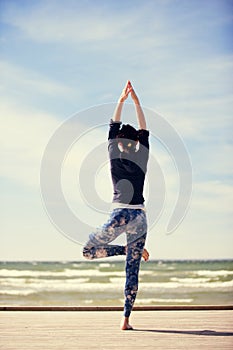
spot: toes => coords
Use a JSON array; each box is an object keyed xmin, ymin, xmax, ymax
[
  {"xmin": 121, "ymin": 324, "xmax": 133, "ymax": 330},
  {"xmin": 142, "ymin": 248, "xmax": 149, "ymax": 261}
]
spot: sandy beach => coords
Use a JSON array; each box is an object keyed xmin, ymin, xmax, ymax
[{"xmin": 1, "ymin": 309, "xmax": 233, "ymax": 350}]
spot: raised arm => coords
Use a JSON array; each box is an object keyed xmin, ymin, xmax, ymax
[
  {"xmin": 112, "ymin": 81, "xmax": 132, "ymax": 122},
  {"xmin": 130, "ymin": 83, "xmax": 147, "ymax": 130}
]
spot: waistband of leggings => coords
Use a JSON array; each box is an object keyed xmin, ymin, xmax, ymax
[{"xmin": 111, "ymin": 203, "xmax": 146, "ymax": 211}]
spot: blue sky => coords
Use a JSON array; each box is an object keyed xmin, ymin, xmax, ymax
[{"xmin": 0, "ymin": 0, "xmax": 232, "ymax": 261}]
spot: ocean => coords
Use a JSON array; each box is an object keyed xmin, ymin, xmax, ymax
[{"xmin": 0, "ymin": 260, "xmax": 232, "ymax": 307}]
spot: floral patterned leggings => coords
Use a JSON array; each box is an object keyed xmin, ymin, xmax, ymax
[{"xmin": 83, "ymin": 208, "xmax": 147, "ymax": 317}]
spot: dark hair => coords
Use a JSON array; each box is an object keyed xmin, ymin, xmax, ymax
[{"xmin": 116, "ymin": 124, "xmax": 138, "ymax": 141}]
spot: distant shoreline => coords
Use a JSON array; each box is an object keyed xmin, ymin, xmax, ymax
[
  {"xmin": 1, "ymin": 258, "xmax": 233, "ymax": 263},
  {"xmin": 1, "ymin": 305, "xmax": 233, "ymax": 312}
]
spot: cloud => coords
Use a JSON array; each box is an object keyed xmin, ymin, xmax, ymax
[
  {"xmin": 0, "ymin": 60, "xmax": 74, "ymax": 98},
  {"xmin": 1, "ymin": 0, "xmax": 217, "ymax": 51},
  {"xmin": 192, "ymin": 181, "xmax": 233, "ymax": 215},
  {"xmin": 1, "ymin": 1, "xmax": 133, "ymax": 44},
  {"xmin": 0, "ymin": 59, "xmax": 82, "ymax": 117},
  {"xmin": 192, "ymin": 143, "xmax": 233, "ymax": 181},
  {"xmin": 2, "ymin": 1, "xmax": 232, "ymax": 114},
  {"xmin": 0, "ymin": 101, "xmax": 59, "ymax": 188}
]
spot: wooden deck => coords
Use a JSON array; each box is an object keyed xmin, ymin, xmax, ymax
[{"xmin": 1, "ymin": 309, "xmax": 233, "ymax": 349}]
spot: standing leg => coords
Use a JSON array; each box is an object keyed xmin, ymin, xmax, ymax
[
  {"xmin": 121, "ymin": 210, "xmax": 147, "ymax": 330},
  {"xmin": 121, "ymin": 233, "xmax": 146, "ymax": 330}
]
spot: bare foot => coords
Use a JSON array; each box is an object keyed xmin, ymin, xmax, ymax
[
  {"xmin": 142, "ymin": 248, "xmax": 149, "ymax": 261},
  {"xmin": 124, "ymin": 246, "xmax": 149, "ymax": 262},
  {"xmin": 120, "ymin": 317, "xmax": 133, "ymax": 330}
]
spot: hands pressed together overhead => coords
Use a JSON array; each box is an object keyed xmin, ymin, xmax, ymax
[
  {"xmin": 113, "ymin": 80, "xmax": 146, "ymax": 129},
  {"xmin": 119, "ymin": 81, "xmax": 139, "ymax": 105}
]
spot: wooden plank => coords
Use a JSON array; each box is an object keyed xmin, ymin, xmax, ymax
[
  {"xmin": 0, "ymin": 311, "xmax": 233, "ymax": 350},
  {"xmin": 1, "ymin": 305, "xmax": 233, "ymax": 311}
]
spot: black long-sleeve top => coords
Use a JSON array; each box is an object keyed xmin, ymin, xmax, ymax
[{"xmin": 108, "ymin": 120, "xmax": 149, "ymax": 205}]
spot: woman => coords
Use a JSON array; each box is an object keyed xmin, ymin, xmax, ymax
[{"xmin": 83, "ymin": 81, "xmax": 150, "ymax": 330}]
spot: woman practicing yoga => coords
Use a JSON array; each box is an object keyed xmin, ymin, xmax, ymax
[{"xmin": 83, "ymin": 81, "xmax": 150, "ymax": 330}]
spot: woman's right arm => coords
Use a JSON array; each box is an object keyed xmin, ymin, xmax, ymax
[{"xmin": 130, "ymin": 85, "xmax": 147, "ymax": 130}]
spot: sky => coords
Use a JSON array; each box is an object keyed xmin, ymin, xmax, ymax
[{"xmin": 0, "ymin": 0, "xmax": 233, "ymax": 261}]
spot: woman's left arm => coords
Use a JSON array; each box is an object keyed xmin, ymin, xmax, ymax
[{"xmin": 112, "ymin": 81, "xmax": 132, "ymax": 122}]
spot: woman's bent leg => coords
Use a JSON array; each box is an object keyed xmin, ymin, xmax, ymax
[
  {"xmin": 83, "ymin": 209, "xmax": 129, "ymax": 260},
  {"xmin": 83, "ymin": 244, "xmax": 125, "ymax": 260}
]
